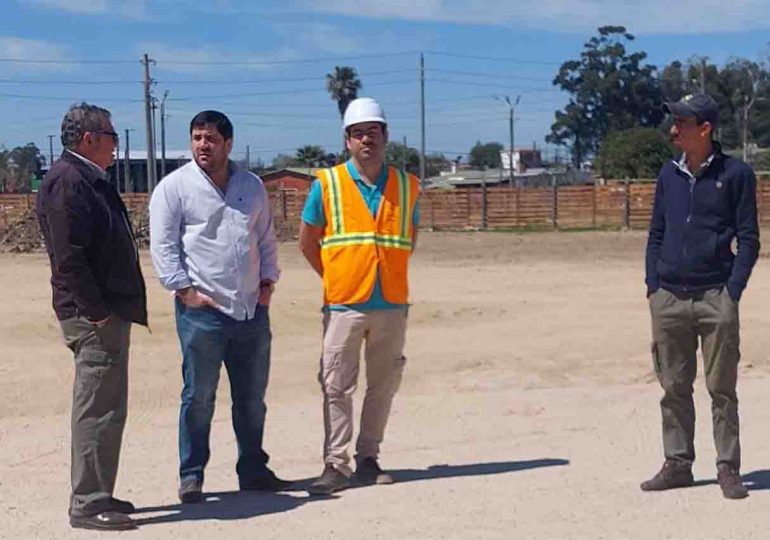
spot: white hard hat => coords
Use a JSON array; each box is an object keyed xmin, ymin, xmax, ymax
[{"xmin": 343, "ymin": 97, "xmax": 387, "ymax": 129}]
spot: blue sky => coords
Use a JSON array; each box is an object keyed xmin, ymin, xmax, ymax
[{"xmin": 2, "ymin": 0, "xmax": 770, "ymax": 166}]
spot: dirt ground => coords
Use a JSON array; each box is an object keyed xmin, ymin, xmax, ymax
[{"xmin": 2, "ymin": 230, "xmax": 770, "ymax": 539}]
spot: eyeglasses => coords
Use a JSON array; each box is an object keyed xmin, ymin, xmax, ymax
[
  {"xmin": 95, "ymin": 130, "xmax": 119, "ymax": 142},
  {"xmin": 348, "ymin": 128, "xmax": 383, "ymax": 140}
]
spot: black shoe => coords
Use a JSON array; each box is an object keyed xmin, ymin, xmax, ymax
[
  {"xmin": 717, "ymin": 464, "xmax": 749, "ymax": 500},
  {"xmin": 355, "ymin": 457, "xmax": 394, "ymax": 485},
  {"xmin": 307, "ymin": 465, "xmax": 351, "ymax": 496},
  {"xmin": 109, "ymin": 497, "xmax": 136, "ymax": 514},
  {"xmin": 640, "ymin": 460, "xmax": 694, "ymax": 491},
  {"xmin": 240, "ymin": 470, "xmax": 293, "ymax": 492},
  {"xmin": 178, "ymin": 477, "xmax": 203, "ymax": 503},
  {"xmin": 70, "ymin": 511, "xmax": 137, "ymax": 531}
]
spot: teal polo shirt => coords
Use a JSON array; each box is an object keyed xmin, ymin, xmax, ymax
[{"xmin": 301, "ymin": 160, "xmax": 419, "ymax": 311}]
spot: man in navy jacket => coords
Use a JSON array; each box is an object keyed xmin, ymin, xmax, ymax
[{"xmin": 641, "ymin": 93, "xmax": 759, "ymax": 499}]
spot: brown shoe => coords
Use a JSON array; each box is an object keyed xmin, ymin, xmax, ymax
[
  {"xmin": 640, "ymin": 461, "xmax": 694, "ymax": 491},
  {"xmin": 717, "ymin": 464, "xmax": 749, "ymax": 499}
]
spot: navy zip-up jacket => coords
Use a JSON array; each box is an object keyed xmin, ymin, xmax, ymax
[{"xmin": 645, "ymin": 147, "xmax": 760, "ymax": 301}]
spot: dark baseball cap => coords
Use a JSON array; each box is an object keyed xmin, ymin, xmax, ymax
[{"xmin": 663, "ymin": 93, "xmax": 719, "ymax": 126}]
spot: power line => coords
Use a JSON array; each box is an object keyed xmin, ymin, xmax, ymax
[
  {"xmin": 0, "ymin": 92, "xmax": 142, "ymax": 102},
  {"xmin": 430, "ymin": 69, "xmax": 552, "ymax": 82},
  {"xmin": 0, "ymin": 58, "xmax": 138, "ymax": 64},
  {"xmin": 168, "ymin": 79, "xmax": 412, "ymax": 101},
  {"xmin": 155, "ymin": 51, "xmax": 419, "ymax": 66},
  {"xmin": 426, "ymin": 51, "xmax": 562, "ymax": 66},
  {"xmin": 0, "ymin": 79, "xmax": 142, "ymax": 85},
  {"xmin": 428, "ymin": 78, "xmax": 561, "ymax": 93}
]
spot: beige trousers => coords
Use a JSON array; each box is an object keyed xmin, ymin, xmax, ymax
[{"xmin": 318, "ymin": 309, "xmax": 408, "ymax": 474}]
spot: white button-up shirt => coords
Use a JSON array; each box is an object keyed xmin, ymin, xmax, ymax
[{"xmin": 149, "ymin": 160, "xmax": 279, "ymax": 320}]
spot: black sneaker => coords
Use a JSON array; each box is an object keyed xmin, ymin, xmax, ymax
[
  {"xmin": 640, "ymin": 460, "xmax": 694, "ymax": 491},
  {"xmin": 70, "ymin": 511, "xmax": 136, "ymax": 531},
  {"xmin": 240, "ymin": 470, "xmax": 293, "ymax": 492},
  {"xmin": 355, "ymin": 457, "xmax": 394, "ymax": 485},
  {"xmin": 307, "ymin": 465, "xmax": 351, "ymax": 496},
  {"xmin": 717, "ymin": 464, "xmax": 749, "ymax": 500},
  {"xmin": 178, "ymin": 477, "xmax": 203, "ymax": 503}
]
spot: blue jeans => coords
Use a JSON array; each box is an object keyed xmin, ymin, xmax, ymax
[{"xmin": 175, "ymin": 298, "xmax": 272, "ymax": 484}]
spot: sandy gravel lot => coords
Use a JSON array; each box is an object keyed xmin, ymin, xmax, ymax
[{"xmin": 1, "ymin": 230, "xmax": 770, "ymax": 539}]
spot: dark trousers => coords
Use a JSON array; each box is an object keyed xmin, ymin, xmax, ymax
[
  {"xmin": 649, "ymin": 287, "xmax": 741, "ymax": 469},
  {"xmin": 175, "ymin": 299, "xmax": 272, "ymax": 484},
  {"xmin": 60, "ymin": 315, "xmax": 131, "ymax": 517}
]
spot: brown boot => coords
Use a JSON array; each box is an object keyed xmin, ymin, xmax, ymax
[
  {"xmin": 640, "ymin": 461, "xmax": 694, "ymax": 491},
  {"xmin": 717, "ymin": 464, "xmax": 749, "ymax": 500}
]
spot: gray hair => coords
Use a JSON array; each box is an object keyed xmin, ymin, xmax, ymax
[{"xmin": 60, "ymin": 102, "xmax": 112, "ymax": 150}]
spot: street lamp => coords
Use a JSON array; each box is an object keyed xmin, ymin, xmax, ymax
[{"xmin": 496, "ymin": 95, "xmax": 521, "ymax": 187}]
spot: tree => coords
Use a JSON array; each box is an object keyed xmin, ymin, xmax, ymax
[
  {"xmin": 424, "ymin": 153, "xmax": 450, "ymax": 177},
  {"xmin": 2, "ymin": 143, "xmax": 44, "ymax": 192},
  {"xmin": 326, "ymin": 66, "xmax": 362, "ymax": 120},
  {"xmin": 594, "ymin": 127, "xmax": 674, "ymax": 179},
  {"xmin": 326, "ymin": 66, "xmax": 362, "ymax": 158},
  {"xmin": 469, "ymin": 141, "xmax": 503, "ymax": 168},
  {"xmin": 386, "ymin": 142, "xmax": 420, "ymax": 173},
  {"xmin": 271, "ymin": 153, "xmax": 302, "ymax": 169},
  {"xmin": 295, "ymin": 145, "xmax": 326, "ymax": 167},
  {"xmin": 547, "ymin": 26, "xmax": 664, "ymax": 167}
]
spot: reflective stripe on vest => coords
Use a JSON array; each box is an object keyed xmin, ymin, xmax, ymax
[{"xmin": 321, "ymin": 167, "xmax": 412, "ymax": 250}]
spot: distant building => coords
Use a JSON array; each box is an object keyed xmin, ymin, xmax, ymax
[
  {"xmin": 260, "ymin": 168, "xmax": 317, "ymax": 192},
  {"xmin": 106, "ymin": 149, "xmax": 191, "ymax": 193},
  {"xmin": 499, "ymin": 148, "xmax": 542, "ymax": 173},
  {"xmin": 426, "ymin": 167, "xmax": 591, "ymax": 189}
]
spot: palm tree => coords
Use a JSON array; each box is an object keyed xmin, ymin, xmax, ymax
[
  {"xmin": 326, "ymin": 66, "xmax": 362, "ymax": 119},
  {"xmin": 295, "ymin": 145, "xmax": 325, "ymax": 167},
  {"xmin": 326, "ymin": 66, "xmax": 362, "ymax": 158}
]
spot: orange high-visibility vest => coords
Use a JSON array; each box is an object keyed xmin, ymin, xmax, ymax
[{"xmin": 317, "ymin": 163, "xmax": 420, "ymax": 305}]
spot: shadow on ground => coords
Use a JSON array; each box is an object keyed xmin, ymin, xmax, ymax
[
  {"xmin": 388, "ymin": 458, "xmax": 570, "ymax": 484},
  {"xmin": 743, "ymin": 469, "xmax": 770, "ymax": 491},
  {"xmin": 133, "ymin": 458, "xmax": 570, "ymax": 526}
]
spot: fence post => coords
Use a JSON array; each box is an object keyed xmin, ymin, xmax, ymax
[
  {"xmin": 430, "ymin": 193, "xmax": 435, "ymax": 230},
  {"xmin": 624, "ymin": 180, "xmax": 631, "ymax": 229},
  {"xmin": 551, "ymin": 173, "xmax": 558, "ymax": 229},
  {"xmin": 481, "ymin": 170, "xmax": 488, "ymax": 229}
]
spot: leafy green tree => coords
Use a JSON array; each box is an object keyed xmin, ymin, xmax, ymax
[
  {"xmin": 271, "ymin": 153, "xmax": 302, "ymax": 169},
  {"xmin": 3, "ymin": 143, "xmax": 45, "ymax": 192},
  {"xmin": 386, "ymin": 142, "xmax": 420, "ymax": 172},
  {"xmin": 547, "ymin": 26, "xmax": 664, "ymax": 167},
  {"xmin": 469, "ymin": 141, "xmax": 503, "ymax": 168},
  {"xmin": 424, "ymin": 153, "xmax": 450, "ymax": 178},
  {"xmin": 595, "ymin": 127, "xmax": 674, "ymax": 179},
  {"xmin": 295, "ymin": 145, "xmax": 326, "ymax": 167}
]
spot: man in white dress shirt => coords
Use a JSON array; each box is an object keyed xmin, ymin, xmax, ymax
[{"xmin": 149, "ymin": 110, "xmax": 289, "ymax": 503}]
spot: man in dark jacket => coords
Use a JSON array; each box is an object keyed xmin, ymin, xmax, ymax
[
  {"xmin": 36, "ymin": 103, "xmax": 147, "ymax": 530},
  {"xmin": 642, "ymin": 93, "xmax": 760, "ymax": 499}
]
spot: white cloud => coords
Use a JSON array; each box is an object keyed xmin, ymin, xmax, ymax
[
  {"xmin": 0, "ymin": 37, "xmax": 72, "ymax": 72},
  {"xmin": 136, "ymin": 42, "xmax": 304, "ymax": 75},
  {"xmin": 299, "ymin": 0, "xmax": 770, "ymax": 35},
  {"xmin": 20, "ymin": 0, "xmax": 146, "ymax": 19}
]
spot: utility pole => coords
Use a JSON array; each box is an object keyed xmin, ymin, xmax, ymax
[
  {"xmin": 419, "ymin": 53, "xmax": 426, "ymax": 188},
  {"xmin": 700, "ymin": 58, "xmax": 706, "ymax": 93},
  {"xmin": 124, "ymin": 128, "xmax": 132, "ymax": 193},
  {"xmin": 47, "ymin": 134, "xmax": 54, "ymax": 169},
  {"xmin": 496, "ymin": 95, "xmax": 520, "ymax": 187},
  {"xmin": 160, "ymin": 90, "xmax": 169, "ymax": 179},
  {"xmin": 142, "ymin": 53, "xmax": 157, "ymax": 193},
  {"xmin": 245, "ymin": 145, "xmax": 251, "ymax": 170}
]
